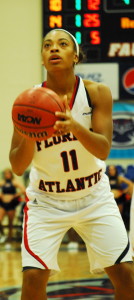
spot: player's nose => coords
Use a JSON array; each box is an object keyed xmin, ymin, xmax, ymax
[
  {"xmin": 50, "ymin": 49, "xmax": 59, "ymax": 53},
  {"xmin": 50, "ymin": 44, "xmax": 59, "ymax": 53}
]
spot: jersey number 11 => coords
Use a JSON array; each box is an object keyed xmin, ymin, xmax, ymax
[{"xmin": 61, "ymin": 150, "xmax": 79, "ymax": 172}]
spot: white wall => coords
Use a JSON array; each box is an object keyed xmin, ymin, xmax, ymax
[{"xmin": 0, "ymin": 0, "xmax": 42, "ymax": 171}]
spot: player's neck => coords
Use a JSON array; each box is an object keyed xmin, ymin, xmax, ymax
[{"xmin": 46, "ymin": 71, "xmax": 76, "ymax": 95}]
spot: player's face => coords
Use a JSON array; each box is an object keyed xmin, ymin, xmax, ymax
[
  {"xmin": 42, "ymin": 30, "xmax": 78, "ymax": 71},
  {"xmin": 4, "ymin": 169, "xmax": 12, "ymax": 180},
  {"xmin": 108, "ymin": 165, "xmax": 117, "ymax": 176}
]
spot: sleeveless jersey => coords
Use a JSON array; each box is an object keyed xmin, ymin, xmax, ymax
[{"xmin": 27, "ymin": 76, "xmax": 106, "ymax": 200}]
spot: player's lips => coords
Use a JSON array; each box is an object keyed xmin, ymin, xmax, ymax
[{"xmin": 49, "ymin": 55, "xmax": 62, "ymax": 63}]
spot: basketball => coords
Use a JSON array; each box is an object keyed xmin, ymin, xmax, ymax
[{"xmin": 12, "ymin": 87, "xmax": 65, "ymax": 141}]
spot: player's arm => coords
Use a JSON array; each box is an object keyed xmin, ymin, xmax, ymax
[
  {"xmin": 72, "ymin": 83, "xmax": 113, "ymax": 160},
  {"xmin": 9, "ymin": 127, "xmax": 35, "ymax": 176},
  {"xmin": 84, "ymin": 82, "xmax": 113, "ymax": 159},
  {"xmin": 0, "ymin": 180, "xmax": 4, "ymax": 199},
  {"xmin": 119, "ymin": 176, "xmax": 133, "ymax": 195},
  {"xmin": 54, "ymin": 83, "xmax": 113, "ymax": 160}
]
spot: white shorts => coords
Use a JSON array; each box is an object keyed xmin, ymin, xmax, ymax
[{"xmin": 21, "ymin": 174, "xmax": 132, "ymax": 275}]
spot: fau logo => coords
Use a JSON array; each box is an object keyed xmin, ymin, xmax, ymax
[{"xmin": 112, "ymin": 114, "xmax": 134, "ymax": 149}]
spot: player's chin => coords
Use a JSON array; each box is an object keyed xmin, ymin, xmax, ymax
[{"xmin": 48, "ymin": 62, "xmax": 64, "ymax": 69}]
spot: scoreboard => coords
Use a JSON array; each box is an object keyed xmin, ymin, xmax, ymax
[{"xmin": 42, "ymin": 0, "xmax": 134, "ymax": 63}]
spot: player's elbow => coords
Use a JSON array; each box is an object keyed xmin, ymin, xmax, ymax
[
  {"xmin": 100, "ymin": 152, "xmax": 109, "ymax": 161},
  {"xmin": 9, "ymin": 157, "xmax": 25, "ymax": 176},
  {"xmin": 99, "ymin": 141, "xmax": 111, "ymax": 161},
  {"xmin": 11, "ymin": 165, "xmax": 25, "ymax": 176},
  {"xmin": 14, "ymin": 170, "xmax": 24, "ymax": 176},
  {"xmin": 102, "ymin": 148, "xmax": 110, "ymax": 160}
]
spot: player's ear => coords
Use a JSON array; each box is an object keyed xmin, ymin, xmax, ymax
[{"xmin": 74, "ymin": 54, "xmax": 79, "ymax": 65}]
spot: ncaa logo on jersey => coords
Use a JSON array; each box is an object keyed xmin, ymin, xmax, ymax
[{"xmin": 122, "ymin": 68, "xmax": 134, "ymax": 95}]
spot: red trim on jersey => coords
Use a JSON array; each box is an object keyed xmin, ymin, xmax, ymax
[
  {"xmin": 23, "ymin": 196, "xmax": 49, "ymax": 269},
  {"xmin": 42, "ymin": 81, "xmax": 47, "ymax": 87},
  {"xmin": 69, "ymin": 76, "xmax": 80, "ymax": 109},
  {"xmin": 42, "ymin": 76, "xmax": 80, "ymax": 109}
]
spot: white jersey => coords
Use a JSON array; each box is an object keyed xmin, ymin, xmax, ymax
[{"xmin": 27, "ymin": 76, "xmax": 106, "ymax": 200}]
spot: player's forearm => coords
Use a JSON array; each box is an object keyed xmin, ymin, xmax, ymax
[
  {"xmin": 71, "ymin": 121, "xmax": 111, "ymax": 160},
  {"xmin": 9, "ymin": 139, "xmax": 35, "ymax": 176}
]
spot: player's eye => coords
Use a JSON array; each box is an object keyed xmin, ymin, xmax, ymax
[
  {"xmin": 43, "ymin": 43, "xmax": 51, "ymax": 48},
  {"xmin": 60, "ymin": 42, "xmax": 68, "ymax": 46}
]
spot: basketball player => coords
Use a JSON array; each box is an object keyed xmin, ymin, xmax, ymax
[
  {"xmin": 9, "ymin": 29, "xmax": 134, "ymax": 300},
  {"xmin": 0, "ymin": 168, "xmax": 25, "ymax": 244},
  {"xmin": 107, "ymin": 165, "xmax": 133, "ymax": 215}
]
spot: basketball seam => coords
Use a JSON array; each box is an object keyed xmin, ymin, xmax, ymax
[
  {"xmin": 40, "ymin": 89, "xmax": 64, "ymax": 111},
  {"xmin": 13, "ymin": 104, "xmax": 56, "ymax": 115}
]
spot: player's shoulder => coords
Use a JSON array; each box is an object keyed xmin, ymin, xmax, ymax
[
  {"xmin": 82, "ymin": 79, "xmax": 112, "ymax": 105},
  {"xmin": 83, "ymin": 79, "xmax": 110, "ymax": 94}
]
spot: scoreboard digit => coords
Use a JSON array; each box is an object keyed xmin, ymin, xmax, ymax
[{"xmin": 42, "ymin": 0, "xmax": 134, "ymax": 63}]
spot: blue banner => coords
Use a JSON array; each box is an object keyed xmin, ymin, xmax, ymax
[{"xmin": 109, "ymin": 102, "xmax": 134, "ymax": 158}]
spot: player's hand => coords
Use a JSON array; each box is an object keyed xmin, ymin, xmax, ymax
[{"xmin": 53, "ymin": 95, "xmax": 75, "ymax": 135}]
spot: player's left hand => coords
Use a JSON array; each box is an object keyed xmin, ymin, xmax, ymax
[{"xmin": 53, "ymin": 95, "xmax": 75, "ymax": 136}]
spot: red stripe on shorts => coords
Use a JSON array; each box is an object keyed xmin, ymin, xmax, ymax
[{"xmin": 23, "ymin": 196, "xmax": 49, "ymax": 269}]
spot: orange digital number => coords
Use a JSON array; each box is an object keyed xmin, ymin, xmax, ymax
[
  {"xmin": 49, "ymin": 15, "xmax": 62, "ymax": 27},
  {"xmin": 49, "ymin": 0, "xmax": 62, "ymax": 11},
  {"xmin": 87, "ymin": 0, "xmax": 100, "ymax": 10},
  {"xmin": 90, "ymin": 31, "xmax": 101, "ymax": 44},
  {"xmin": 83, "ymin": 13, "xmax": 100, "ymax": 27}
]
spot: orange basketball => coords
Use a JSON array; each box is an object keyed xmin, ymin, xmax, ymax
[{"xmin": 12, "ymin": 87, "xmax": 65, "ymax": 141}]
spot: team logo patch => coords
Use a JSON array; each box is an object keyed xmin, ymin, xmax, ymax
[
  {"xmin": 112, "ymin": 113, "xmax": 134, "ymax": 149},
  {"xmin": 122, "ymin": 68, "xmax": 134, "ymax": 95},
  {"xmin": 0, "ymin": 278, "xmax": 114, "ymax": 299}
]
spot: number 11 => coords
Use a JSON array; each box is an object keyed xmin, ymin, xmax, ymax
[{"xmin": 61, "ymin": 150, "xmax": 78, "ymax": 172}]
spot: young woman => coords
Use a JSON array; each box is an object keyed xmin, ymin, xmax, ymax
[
  {"xmin": 9, "ymin": 29, "xmax": 134, "ymax": 300},
  {"xmin": 0, "ymin": 168, "xmax": 25, "ymax": 244},
  {"xmin": 107, "ymin": 165, "xmax": 133, "ymax": 215}
]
